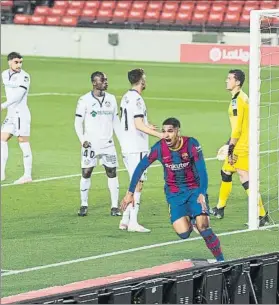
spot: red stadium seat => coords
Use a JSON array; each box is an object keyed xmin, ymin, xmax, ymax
[
  {"xmin": 53, "ymin": 1, "xmax": 68, "ymax": 9},
  {"xmin": 239, "ymin": 12, "xmax": 250, "ymax": 27},
  {"xmin": 223, "ymin": 12, "xmax": 240, "ymax": 26},
  {"xmin": 116, "ymin": 1, "xmax": 132, "ymax": 10},
  {"xmin": 49, "ymin": 7, "xmax": 66, "ymax": 17},
  {"xmin": 175, "ymin": 11, "xmax": 192, "ymax": 25},
  {"xmin": 68, "ymin": 1, "xmax": 85, "ymax": 10},
  {"xmin": 191, "ymin": 11, "xmax": 209, "ymax": 26},
  {"xmin": 1, "ymin": 1, "xmax": 13, "ymax": 8},
  {"xmin": 112, "ymin": 9, "xmax": 128, "ymax": 23},
  {"xmin": 84, "ymin": 1, "xmax": 100, "ymax": 10},
  {"xmin": 128, "ymin": 9, "xmax": 145, "ymax": 23},
  {"xmin": 243, "ymin": 1, "xmax": 260, "ymax": 14},
  {"xmin": 227, "ymin": 2, "xmax": 243, "ymax": 13},
  {"xmin": 45, "ymin": 16, "xmax": 60, "ymax": 25},
  {"xmin": 211, "ymin": 1, "xmax": 227, "ymax": 13},
  {"xmin": 34, "ymin": 6, "xmax": 49, "ymax": 16},
  {"xmin": 144, "ymin": 9, "xmax": 160, "ymax": 24},
  {"xmin": 131, "ymin": 1, "xmax": 148, "ymax": 11},
  {"xmin": 146, "ymin": 1, "xmax": 163, "ymax": 12},
  {"xmin": 207, "ymin": 12, "xmax": 224, "ymax": 26},
  {"xmin": 66, "ymin": 8, "xmax": 82, "ymax": 17},
  {"xmin": 195, "ymin": 1, "xmax": 211, "ymax": 13},
  {"xmin": 13, "ymin": 14, "xmax": 30, "ymax": 25},
  {"xmin": 180, "ymin": 1, "xmax": 195, "ymax": 12},
  {"xmin": 260, "ymin": 1, "xmax": 277, "ymax": 9},
  {"xmin": 162, "ymin": 1, "xmax": 179, "ymax": 13},
  {"xmin": 80, "ymin": 8, "xmax": 97, "ymax": 18},
  {"xmin": 159, "ymin": 11, "xmax": 176, "ymax": 24},
  {"xmin": 29, "ymin": 15, "xmax": 46, "ymax": 25},
  {"xmin": 96, "ymin": 9, "xmax": 113, "ymax": 22},
  {"xmin": 99, "ymin": 1, "xmax": 116, "ymax": 10},
  {"xmin": 60, "ymin": 16, "xmax": 78, "ymax": 26}
]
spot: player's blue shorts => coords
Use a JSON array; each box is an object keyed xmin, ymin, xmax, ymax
[{"xmin": 166, "ymin": 188, "xmax": 209, "ymax": 224}]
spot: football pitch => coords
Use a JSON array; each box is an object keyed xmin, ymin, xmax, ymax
[{"xmin": 1, "ymin": 56, "xmax": 279, "ymax": 297}]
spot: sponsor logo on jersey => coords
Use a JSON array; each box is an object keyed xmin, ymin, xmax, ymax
[
  {"xmin": 105, "ymin": 101, "xmax": 111, "ymax": 107},
  {"xmin": 165, "ymin": 162, "xmax": 189, "ymax": 171}
]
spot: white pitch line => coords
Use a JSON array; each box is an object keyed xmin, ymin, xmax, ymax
[
  {"xmin": 2, "ymin": 149, "xmax": 278, "ymax": 188},
  {"xmin": 1, "ymin": 157, "xmax": 218, "ymax": 188},
  {"xmin": 1, "ymin": 92, "xmax": 228, "ymax": 103},
  {"xmin": 1, "ymin": 228, "xmax": 253, "ymax": 277}
]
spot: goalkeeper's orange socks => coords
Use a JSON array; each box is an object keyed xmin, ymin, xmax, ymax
[
  {"xmin": 217, "ymin": 171, "xmax": 233, "ymax": 209},
  {"xmin": 242, "ymin": 181, "xmax": 266, "ymax": 217}
]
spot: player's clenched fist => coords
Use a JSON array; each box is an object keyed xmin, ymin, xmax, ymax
[{"xmin": 121, "ymin": 191, "xmax": 134, "ymax": 211}]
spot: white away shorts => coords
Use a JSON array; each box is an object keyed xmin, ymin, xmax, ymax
[
  {"xmin": 81, "ymin": 145, "xmax": 118, "ymax": 169},
  {"xmin": 123, "ymin": 152, "xmax": 148, "ymax": 181},
  {"xmin": 1, "ymin": 115, "xmax": 31, "ymax": 137}
]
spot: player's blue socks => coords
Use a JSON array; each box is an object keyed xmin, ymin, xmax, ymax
[{"xmin": 200, "ymin": 228, "xmax": 224, "ymax": 261}]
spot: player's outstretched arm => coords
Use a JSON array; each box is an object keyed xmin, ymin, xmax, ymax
[
  {"xmin": 190, "ymin": 138, "xmax": 208, "ymax": 196},
  {"xmin": 134, "ymin": 117, "xmax": 163, "ymax": 139},
  {"xmin": 74, "ymin": 98, "xmax": 86, "ymax": 145},
  {"xmin": 121, "ymin": 144, "xmax": 160, "ymax": 211}
]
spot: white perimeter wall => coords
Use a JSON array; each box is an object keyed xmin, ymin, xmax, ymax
[{"xmin": 1, "ymin": 24, "xmax": 278, "ymax": 62}]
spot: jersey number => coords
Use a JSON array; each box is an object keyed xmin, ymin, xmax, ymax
[
  {"xmin": 83, "ymin": 149, "xmax": 95, "ymax": 158},
  {"xmin": 120, "ymin": 107, "xmax": 128, "ymax": 131}
]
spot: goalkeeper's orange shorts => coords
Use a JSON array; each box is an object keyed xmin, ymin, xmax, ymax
[{"xmin": 222, "ymin": 153, "xmax": 249, "ymax": 173}]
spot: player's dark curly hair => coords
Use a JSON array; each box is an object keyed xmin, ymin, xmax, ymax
[
  {"xmin": 128, "ymin": 68, "xmax": 145, "ymax": 85},
  {"xmin": 7, "ymin": 52, "xmax": 22, "ymax": 61},
  {"xmin": 90, "ymin": 71, "xmax": 104, "ymax": 82},
  {"xmin": 229, "ymin": 69, "xmax": 245, "ymax": 87},
  {"xmin": 163, "ymin": 118, "xmax": 181, "ymax": 128}
]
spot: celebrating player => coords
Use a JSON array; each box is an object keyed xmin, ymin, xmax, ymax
[
  {"xmin": 74, "ymin": 71, "xmax": 122, "ymax": 217},
  {"xmin": 1, "ymin": 52, "xmax": 33, "ymax": 184},
  {"xmin": 119, "ymin": 68, "xmax": 163, "ymax": 233},
  {"xmin": 121, "ymin": 118, "xmax": 224, "ymax": 262},
  {"xmin": 212, "ymin": 69, "xmax": 269, "ymax": 226}
]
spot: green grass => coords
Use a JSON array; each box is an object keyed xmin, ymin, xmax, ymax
[{"xmin": 1, "ymin": 56, "xmax": 279, "ymax": 297}]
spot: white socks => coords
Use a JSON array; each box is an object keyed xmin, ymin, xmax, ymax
[
  {"xmin": 19, "ymin": 142, "xmax": 32, "ymax": 178},
  {"xmin": 1, "ymin": 141, "xmax": 8, "ymax": 179},
  {"xmin": 125, "ymin": 191, "xmax": 142, "ymax": 226},
  {"xmin": 108, "ymin": 177, "xmax": 119, "ymax": 208},
  {"xmin": 80, "ymin": 177, "xmax": 91, "ymax": 207},
  {"xmin": 130, "ymin": 191, "xmax": 141, "ymax": 224}
]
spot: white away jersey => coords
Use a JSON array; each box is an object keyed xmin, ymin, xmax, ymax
[
  {"xmin": 120, "ymin": 89, "xmax": 149, "ymax": 153},
  {"xmin": 75, "ymin": 91, "xmax": 120, "ymax": 151},
  {"xmin": 2, "ymin": 69, "xmax": 31, "ymax": 117}
]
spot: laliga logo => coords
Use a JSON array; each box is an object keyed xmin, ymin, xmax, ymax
[{"xmin": 209, "ymin": 47, "xmax": 250, "ymax": 62}]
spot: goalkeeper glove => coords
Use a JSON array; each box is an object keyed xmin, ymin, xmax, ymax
[{"xmin": 216, "ymin": 144, "xmax": 229, "ymax": 161}]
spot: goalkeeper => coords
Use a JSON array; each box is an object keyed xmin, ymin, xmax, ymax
[{"xmin": 212, "ymin": 69, "xmax": 269, "ymax": 226}]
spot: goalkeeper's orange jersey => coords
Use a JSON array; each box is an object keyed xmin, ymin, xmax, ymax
[{"xmin": 228, "ymin": 90, "xmax": 249, "ymax": 156}]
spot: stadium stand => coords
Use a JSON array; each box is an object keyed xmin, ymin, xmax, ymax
[{"xmin": 1, "ymin": 0, "xmax": 279, "ymax": 31}]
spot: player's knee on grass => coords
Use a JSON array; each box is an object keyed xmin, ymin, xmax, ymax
[
  {"xmin": 177, "ymin": 230, "xmax": 192, "ymax": 240},
  {"xmin": 1, "ymin": 132, "xmax": 12, "ymax": 142},
  {"xmin": 237, "ymin": 169, "xmax": 249, "ymax": 184},
  {"xmin": 221, "ymin": 170, "xmax": 232, "ymax": 182},
  {"xmin": 18, "ymin": 136, "xmax": 29, "ymax": 143},
  {"xmin": 82, "ymin": 167, "xmax": 93, "ymax": 179},
  {"xmin": 104, "ymin": 166, "xmax": 117, "ymax": 178},
  {"xmin": 195, "ymin": 214, "xmax": 210, "ymax": 232}
]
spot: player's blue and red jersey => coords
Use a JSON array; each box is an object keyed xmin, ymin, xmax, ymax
[{"xmin": 128, "ymin": 136, "xmax": 208, "ymax": 197}]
